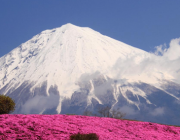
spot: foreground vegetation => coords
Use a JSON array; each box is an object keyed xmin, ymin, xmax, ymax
[
  {"xmin": 0, "ymin": 94, "xmax": 180, "ymax": 140},
  {"xmin": 1, "ymin": 113, "xmax": 180, "ymax": 139},
  {"xmin": 0, "ymin": 94, "xmax": 15, "ymax": 114}
]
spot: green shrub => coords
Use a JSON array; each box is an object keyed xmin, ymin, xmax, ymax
[
  {"xmin": 0, "ymin": 94, "xmax": 16, "ymax": 114},
  {"xmin": 70, "ymin": 132, "xmax": 99, "ymax": 140}
]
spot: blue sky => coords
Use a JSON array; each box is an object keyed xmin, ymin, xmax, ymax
[{"xmin": 0, "ymin": 0, "xmax": 180, "ymax": 57}]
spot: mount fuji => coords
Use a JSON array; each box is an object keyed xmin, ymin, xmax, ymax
[{"xmin": 0, "ymin": 23, "xmax": 180, "ymax": 126}]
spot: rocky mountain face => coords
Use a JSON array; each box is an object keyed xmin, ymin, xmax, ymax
[
  {"xmin": 0, "ymin": 23, "xmax": 180, "ymax": 126},
  {"xmin": 61, "ymin": 73, "xmax": 180, "ymax": 126}
]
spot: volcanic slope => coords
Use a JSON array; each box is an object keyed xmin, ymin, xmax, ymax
[
  {"xmin": 0, "ymin": 24, "xmax": 180, "ymax": 126},
  {"xmin": 0, "ymin": 23, "xmax": 148, "ymax": 107}
]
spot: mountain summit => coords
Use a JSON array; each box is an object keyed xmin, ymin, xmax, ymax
[
  {"xmin": 0, "ymin": 24, "xmax": 180, "ymax": 126},
  {"xmin": 0, "ymin": 23, "xmax": 148, "ymax": 100}
]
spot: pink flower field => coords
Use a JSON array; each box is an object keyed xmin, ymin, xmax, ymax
[{"xmin": 0, "ymin": 114, "xmax": 180, "ymax": 140}]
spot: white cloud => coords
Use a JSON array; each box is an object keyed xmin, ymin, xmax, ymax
[
  {"xmin": 154, "ymin": 43, "xmax": 167, "ymax": 56},
  {"xmin": 21, "ymin": 94, "xmax": 60, "ymax": 114},
  {"xmin": 164, "ymin": 38, "xmax": 180, "ymax": 60},
  {"xmin": 149, "ymin": 107, "xmax": 165, "ymax": 116},
  {"xmin": 108, "ymin": 37, "xmax": 180, "ymax": 84},
  {"xmin": 118, "ymin": 105, "xmax": 138, "ymax": 115}
]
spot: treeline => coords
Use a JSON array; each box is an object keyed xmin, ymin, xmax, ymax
[
  {"xmin": 83, "ymin": 105, "xmax": 126, "ymax": 119},
  {"xmin": 0, "ymin": 94, "xmax": 126, "ymax": 120}
]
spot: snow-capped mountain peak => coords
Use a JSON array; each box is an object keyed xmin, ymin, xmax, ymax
[
  {"xmin": 0, "ymin": 23, "xmax": 149, "ymax": 97},
  {"xmin": 0, "ymin": 24, "xmax": 179, "ymax": 126}
]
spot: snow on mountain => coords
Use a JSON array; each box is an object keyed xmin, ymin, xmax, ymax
[
  {"xmin": 0, "ymin": 23, "xmax": 164, "ymax": 93},
  {"xmin": 0, "ymin": 23, "xmax": 180, "ymax": 126},
  {"xmin": 0, "ymin": 24, "xmax": 149, "ymax": 102}
]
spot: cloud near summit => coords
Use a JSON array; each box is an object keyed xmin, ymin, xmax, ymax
[
  {"xmin": 109, "ymin": 37, "xmax": 180, "ymax": 84},
  {"xmin": 163, "ymin": 38, "xmax": 180, "ymax": 60},
  {"xmin": 154, "ymin": 37, "xmax": 180, "ymax": 82}
]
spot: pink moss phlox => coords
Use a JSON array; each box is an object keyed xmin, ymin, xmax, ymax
[{"xmin": 0, "ymin": 114, "xmax": 180, "ymax": 140}]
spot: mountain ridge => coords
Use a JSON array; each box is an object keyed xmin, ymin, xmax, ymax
[
  {"xmin": 0, "ymin": 23, "xmax": 180, "ymax": 126},
  {"xmin": 0, "ymin": 23, "xmax": 150, "ymax": 96}
]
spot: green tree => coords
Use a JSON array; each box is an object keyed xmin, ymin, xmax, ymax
[{"xmin": 0, "ymin": 94, "xmax": 16, "ymax": 114}]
